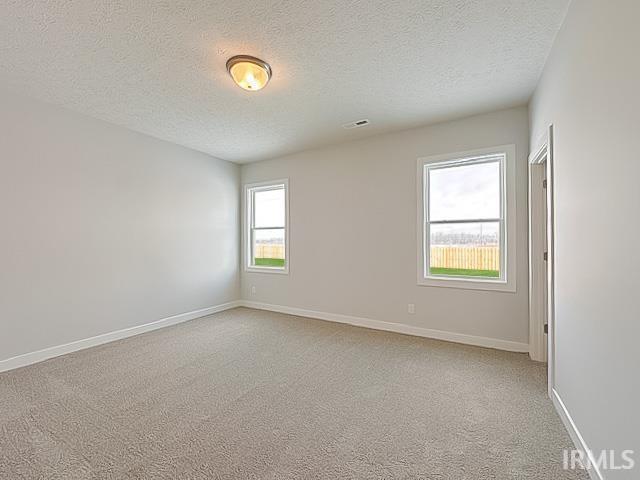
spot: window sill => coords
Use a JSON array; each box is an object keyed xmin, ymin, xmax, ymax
[
  {"xmin": 245, "ymin": 266, "xmax": 289, "ymax": 275},
  {"xmin": 418, "ymin": 275, "xmax": 515, "ymax": 292}
]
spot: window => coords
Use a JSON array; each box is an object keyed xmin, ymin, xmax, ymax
[
  {"xmin": 417, "ymin": 146, "xmax": 516, "ymax": 291},
  {"xmin": 245, "ymin": 180, "xmax": 288, "ymax": 273}
]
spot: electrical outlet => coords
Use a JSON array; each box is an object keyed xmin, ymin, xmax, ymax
[
  {"xmin": 408, "ymin": 303, "xmax": 415, "ymax": 314},
  {"xmin": 251, "ymin": 285, "xmax": 256, "ymax": 295}
]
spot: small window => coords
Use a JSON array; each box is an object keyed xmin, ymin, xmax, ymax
[
  {"xmin": 417, "ymin": 146, "xmax": 516, "ymax": 291},
  {"xmin": 245, "ymin": 180, "xmax": 288, "ymax": 273}
]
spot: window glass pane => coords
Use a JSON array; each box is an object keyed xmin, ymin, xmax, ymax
[
  {"xmin": 253, "ymin": 228, "xmax": 285, "ymax": 267},
  {"xmin": 429, "ymin": 160, "xmax": 500, "ymax": 221},
  {"xmin": 429, "ymin": 222, "xmax": 500, "ymax": 278},
  {"xmin": 254, "ymin": 187, "xmax": 285, "ymax": 228}
]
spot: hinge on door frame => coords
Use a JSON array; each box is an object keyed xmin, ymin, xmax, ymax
[
  {"xmin": 543, "ymin": 179, "xmax": 548, "ymax": 189},
  {"xmin": 543, "ymin": 251, "xmax": 548, "ymax": 261},
  {"xmin": 544, "ymin": 323, "xmax": 549, "ymax": 334}
]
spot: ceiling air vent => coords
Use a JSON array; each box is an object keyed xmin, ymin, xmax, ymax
[{"xmin": 342, "ymin": 119, "xmax": 370, "ymax": 129}]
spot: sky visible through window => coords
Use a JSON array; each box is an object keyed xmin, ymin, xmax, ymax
[
  {"xmin": 254, "ymin": 188, "xmax": 284, "ymax": 228},
  {"xmin": 429, "ymin": 160, "xmax": 500, "ymax": 222}
]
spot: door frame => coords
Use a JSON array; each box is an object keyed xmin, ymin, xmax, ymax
[{"xmin": 528, "ymin": 124, "xmax": 556, "ymax": 396}]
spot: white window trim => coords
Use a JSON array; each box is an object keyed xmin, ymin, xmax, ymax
[
  {"xmin": 243, "ymin": 179, "xmax": 289, "ymax": 275},
  {"xmin": 416, "ymin": 145, "xmax": 517, "ymax": 292}
]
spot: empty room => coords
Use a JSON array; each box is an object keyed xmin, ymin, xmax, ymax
[{"xmin": 1, "ymin": 1, "xmax": 638, "ymax": 479}]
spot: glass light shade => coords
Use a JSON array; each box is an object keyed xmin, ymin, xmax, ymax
[{"xmin": 226, "ymin": 56, "xmax": 271, "ymax": 91}]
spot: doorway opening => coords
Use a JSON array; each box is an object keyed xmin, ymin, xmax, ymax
[{"xmin": 528, "ymin": 125, "xmax": 555, "ymax": 395}]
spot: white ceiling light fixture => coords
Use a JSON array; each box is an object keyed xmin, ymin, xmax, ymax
[{"xmin": 226, "ymin": 55, "xmax": 272, "ymax": 91}]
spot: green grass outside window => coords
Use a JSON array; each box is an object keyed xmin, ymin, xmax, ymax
[
  {"xmin": 430, "ymin": 267, "xmax": 499, "ymax": 278},
  {"xmin": 254, "ymin": 258, "xmax": 285, "ymax": 267}
]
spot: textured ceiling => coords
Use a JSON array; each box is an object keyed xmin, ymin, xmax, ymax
[{"xmin": 0, "ymin": 0, "xmax": 570, "ymax": 163}]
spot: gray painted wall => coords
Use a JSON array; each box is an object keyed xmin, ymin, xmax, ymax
[
  {"xmin": 530, "ymin": 0, "xmax": 640, "ymax": 474},
  {"xmin": 241, "ymin": 107, "xmax": 530, "ymax": 345},
  {"xmin": 0, "ymin": 92, "xmax": 240, "ymax": 361}
]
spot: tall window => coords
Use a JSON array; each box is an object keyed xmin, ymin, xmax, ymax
[
  {"xmin": 418, "ymin": 146, "xmax": 516, "ymax": 291},
  {"xmin": 245, "ymin": 180, "xmax": 288, "ymax": 273}
]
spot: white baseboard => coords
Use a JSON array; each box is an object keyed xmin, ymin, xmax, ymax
[
  {"xmin": 0, "ymin": 301, "xmax": 242, "ymax": 373},
  {"xmin": 551, "ymin": 388, "xmax": 603, "ymax": 480},
  {"xmin": 240, "ymin": 300, "xmax": 529, "ymax": 353},
  {"xmin": 0, "ymin": 299, "xmax": 528, "ymax": 372}
]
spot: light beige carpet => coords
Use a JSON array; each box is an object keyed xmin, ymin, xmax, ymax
[{"xmin": 1, "ymin": 307, "xmax": 587, "ymax": 479}]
